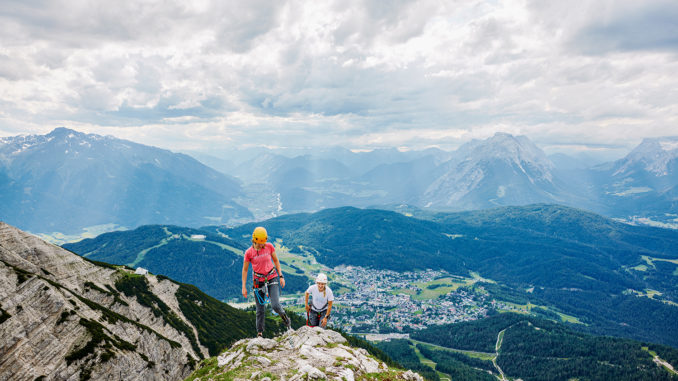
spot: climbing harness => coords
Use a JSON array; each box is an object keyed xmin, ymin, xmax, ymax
[{"xmin": 252, "ymin": 268, "xmax": 280, "ymax": 315}]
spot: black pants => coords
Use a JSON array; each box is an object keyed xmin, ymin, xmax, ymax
[{"xmin": 308, "ymin": 309, "xmax": 328, "ymax": 327}]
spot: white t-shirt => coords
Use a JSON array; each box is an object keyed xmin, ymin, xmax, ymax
[{"xmin": 306, "ymin": 284, "xmax": 334, "ymax": 312}]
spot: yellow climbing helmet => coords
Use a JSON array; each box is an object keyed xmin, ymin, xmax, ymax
[{"xmin": 252, "ymin": 226, "xmax": 268, "ymax": 244}]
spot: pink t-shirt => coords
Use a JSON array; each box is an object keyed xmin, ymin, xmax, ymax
[{"xmin": 244, "ymin": 242, "xmax": 277, "ymax": 280}]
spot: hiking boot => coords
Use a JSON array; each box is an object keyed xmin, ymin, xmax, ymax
[{"xmin": 282, "ymin": 314, "xmax": 292, "ymax": 331}]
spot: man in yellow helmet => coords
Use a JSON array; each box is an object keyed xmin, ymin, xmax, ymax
[{"xmin": 241, "ymin": 226, "xmax": 292, "ymax": 336}]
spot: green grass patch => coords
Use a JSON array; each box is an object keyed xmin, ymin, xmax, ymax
[
  {"xmin": 495, "ymin": 301, "xmax": 583, "ymax": 324},
  {"xmin": 391, "ymin": 288, "xmax": 418, "ymax": 297},
  {"xmin": 409, "ymin": 339, "xmax": 496, "ymax": 361},
  {"xmin": 555, "ymin": 311, "xmax": 583, "ymax": 324},
  {"xmin": 128, "ymin": 237, "xmax": 171, "ymax": 267},
  {"xmin": 184, "ymin": 234, "xmax": 243, "ymax": 256},
  {"xmin": 645, "ymin": 255, "xmax": 678, "ymax": 265},
  {"xmin": 274, "ymin": 243, "xmax": 330, "ymax": 279},
  {"xmin": 392, "ymin": 275, "xmax": 484, "ymax": 301},
  {"xmin": 183, "ymin": 357, "xmax": 236, "ymax": 381}
]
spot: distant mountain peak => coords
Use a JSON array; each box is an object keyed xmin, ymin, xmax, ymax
[
  {"xmin": 47, "ymin": 126, "xmax": 78, "ymax": 136},
  {"xmin": 460, "ymin": 132, "xmax": 553, "ymax": 169},
  {"xmin": 423, "ymin": 133, "xmax": 557, "ymax": 208},
  {"xmin": 46, "ymin": 127, "xmax": 112, "ymax": 144},
  {"xmin": 615, "ymin": 136, "xmax": 678, "ymax": 176}
]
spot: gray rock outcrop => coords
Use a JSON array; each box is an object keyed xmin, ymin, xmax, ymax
[
  {"xmin": 0, "ymin": 222, "xmax": 206, "ymax": 380},
  {"xmin": 188, "ymin": 326, "xmax": 424, "ymax": 381}
]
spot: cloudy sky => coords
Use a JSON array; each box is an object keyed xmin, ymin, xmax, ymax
[{"xmin": 1, "ymin": 0, "xmax": 677, "ymax": 159}]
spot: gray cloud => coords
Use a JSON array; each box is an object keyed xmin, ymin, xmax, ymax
[
  {"xmin": 572, "ymin": 1, "xmax": 678, "ymax": 54},
  {"xmin": 0, "ymin": 0, "xmax": 677, "ymax": 155}
]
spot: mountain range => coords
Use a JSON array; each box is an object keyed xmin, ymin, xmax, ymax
[
  {"xmin": 2, "ymin": 128, "xmax": 678, "ymax": 235},
  {"xmin": 592, "ymin": 137, "xmax": 678, "ymax": 218},
  {"xmin": 0, "ymin": 127, "xmax": 251, "ymax": 234},
  {"xmin": 193, "ymin": 132, "xmax": 678, "ymax": 223},
  {"xmin": 209, "ymin": 204, "xmax": 678, "ymax": 347}
]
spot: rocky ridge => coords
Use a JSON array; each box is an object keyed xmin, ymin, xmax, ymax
[
  {"xmin": 187, "ymin": 326, "xmax": 423, "ymax": 381},
  {"xmin": 0, "ymin": 222, "xmax": 213, "ymax": 380}
]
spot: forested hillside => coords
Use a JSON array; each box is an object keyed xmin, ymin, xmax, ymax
[{"xmin": 407, "ymin": 313, "xmax": 678, "ymax": 381}]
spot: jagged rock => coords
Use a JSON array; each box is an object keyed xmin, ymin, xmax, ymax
[
  {"xmin": 247, "ymin": 336, "xmax": 278, "ymax": 352},
  {"xmin": 0, "ymin": 222, "xmax": 255, "ymax": 381},
  {"xmin": 402, "ymin": 370, "xmax": 424, "ymax": 380},
  {"xmin": 187, "ymin": 326, "xmax": 424, "ymax": 381}
]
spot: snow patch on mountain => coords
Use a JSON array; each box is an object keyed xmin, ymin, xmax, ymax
[{"xmin": 660, "ymin": 141, "xmax": 678, "ymax": 151}]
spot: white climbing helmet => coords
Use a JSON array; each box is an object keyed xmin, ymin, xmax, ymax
[{"xmin": 316, "ymin": 273, "xmax": 328, "ymax": 284}]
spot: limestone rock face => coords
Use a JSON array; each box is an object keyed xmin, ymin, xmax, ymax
[
  {"xmin": 0, "ymin": 222, "xmax": 206, "ymax": 381},
  {"xmin": 191, "ymin": 326, "xmax": 424, "ymax": 381}
]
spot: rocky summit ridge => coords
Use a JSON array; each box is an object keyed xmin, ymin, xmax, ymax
[
  {"xmin": 187, "ymin": 326, "xmax": 423, "ymax": 381},
  {"xmin": 0, "ymin": 221, "xmax": 204, "ymax": 380}
]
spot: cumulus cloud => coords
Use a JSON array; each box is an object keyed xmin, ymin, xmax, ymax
[{"xmin": 0, "ymin": 0, "xmax": 677, "ymax": 155}]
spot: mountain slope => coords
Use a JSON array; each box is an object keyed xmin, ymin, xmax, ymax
[
  {"xmin": 195, "ymin": 134, "xmax": 678, "ymax": 223},
  {"xmin": 0, "ymin": 127, "xmax": 251, "ymax": 234},
  {"xmin": 0, "ymin": 222, "xmax": 285, "ymax": 380}
]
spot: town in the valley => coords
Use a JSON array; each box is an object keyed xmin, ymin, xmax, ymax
[{"xmin": 281, "ymin": 266, "xmax": 494, "ymax": 335}]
